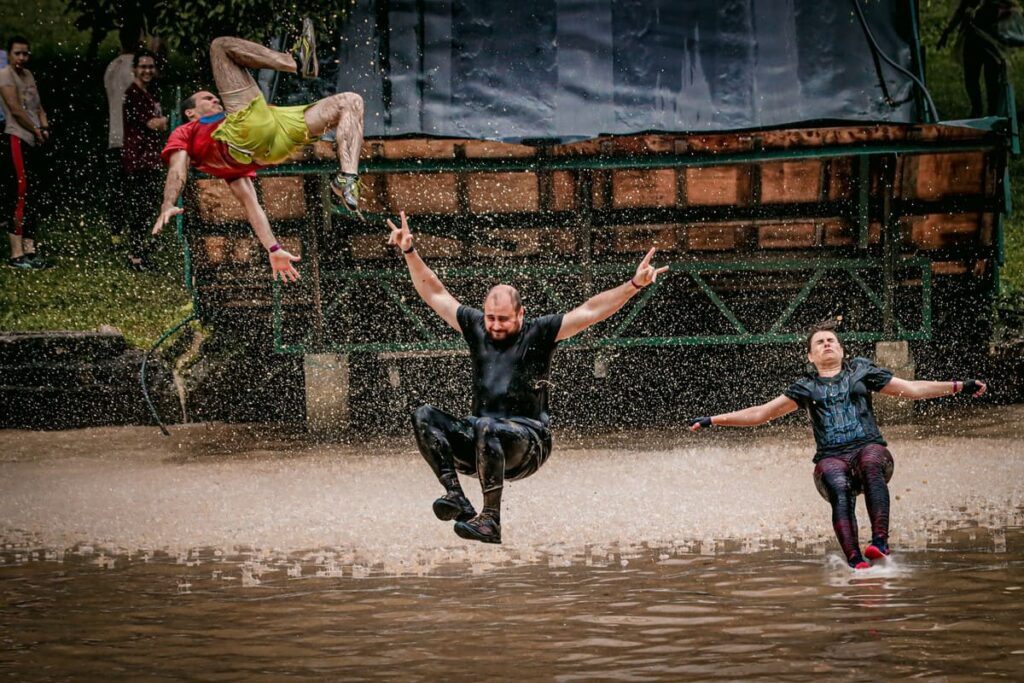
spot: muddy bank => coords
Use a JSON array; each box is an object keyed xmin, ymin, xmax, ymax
[{"xmin": 1, "ymin": 405, "xmax": 1021, "ymax": 565}]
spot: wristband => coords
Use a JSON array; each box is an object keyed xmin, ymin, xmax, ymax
[
  {"xmin": 630, "ymin": 278, "xmax": 643, "ymax": 290},
  {"xmin": 952, "ymin": 380, "xmax": 960, "ymax": 394},
  {"xmin": 269, "ymin": 243, "xmax": 281, "ymax": 253},
  {"xmin": 403, "ymin": 244, "xmax": 415, "ymax": 254}
]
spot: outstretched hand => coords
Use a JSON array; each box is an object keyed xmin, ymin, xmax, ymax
[
  {"xmin": 270, "ymin": 248, "xmax": 302, "ymax": 283},
  {"xmin": 633, "ymin": 247, "xmax": 669, "ymax": 287},
  {"xmin": 152, "ymin": 206, "xmax": 184, "ymax": 235},
  {"xmin": 689, "ymin": 417, "xmax": 712, "ymax": 432},
  {"xmin": 962, "ymin": 379, "xmax": 987, "ymax": 398},
  {"xmin": 386, "ymin": 210, "xmax": 414, "ymax": 252}
]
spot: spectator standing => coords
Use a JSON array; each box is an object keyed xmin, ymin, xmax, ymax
[
  {"xmin": 103, "ymin": 27, "xmax": 138, "ymax": 242},
  {"xmin": 0, "ymin": 35, "xmax": 50, "ymax": 269},
  {"xmin": 0, "ymin": 45, "xmax": 7, "ymax": 128},
  {"xmin": 121, "ymin": 49, "xmax": 167, "ymax": 270}
]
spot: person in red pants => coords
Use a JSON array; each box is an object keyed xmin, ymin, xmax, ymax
[
  {"xmin": 690, "ymin": 321, "xmax": 987, "ymax": 569},
  {"xmin": 0, "ymin": 35, "xmax": 50, "ymax": 269}
]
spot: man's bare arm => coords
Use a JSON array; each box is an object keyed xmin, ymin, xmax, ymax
[
  {"xmin": 557, "ymin": 247, "xmax": 668, "ymax": 341},
  {"xmin": 387, "ymin": 211, "xmax": 461, "ymax": 331},
  {"xmin": 151, "ymin": 150, "xmax": 189, "ymax": 234},
  {"xmin": 227, "ymin": 177, "xmax": 301, "ymax": 282},
  {"xmin": 879, "ymin": 376, "xmax": 987, "ymax": 400},
  {"xmin": 692, "ymin": 395, "xmax": 799, "ymax": 430}
]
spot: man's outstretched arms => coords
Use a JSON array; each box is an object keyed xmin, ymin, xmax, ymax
[
  {"xmin": 689, "ymin": 395, "xmax": 799, "ymax": 432},
  {"xmin": 556, "ymin": 247, "xmax": 668, "ymax": 342},
  {"xmin": 879, "ymin": 377, "xmax": 987, "ymax": 399},
  {"xmin": 388, "ymin": 210, "xmax": 461, "ymax": 331},
  {"xmin": 151, "ymin": 152, "xmax": 300, "ymax": 282}
]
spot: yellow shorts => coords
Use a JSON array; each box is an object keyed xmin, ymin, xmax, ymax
[{"xmin": 211, "ymin": 95, "xmax": 312, "ymax": 166}]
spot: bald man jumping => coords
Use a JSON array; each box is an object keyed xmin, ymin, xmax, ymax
[{"xmin": 388, "ymin": 211, "xmax": 668, "ymax": 543}]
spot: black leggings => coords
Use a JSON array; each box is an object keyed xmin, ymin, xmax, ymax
[
  {"xmin": 813, "ymin": 444, "xmax": 894, "ymax": 564},
  {"xmin": 122, "ymin": 169, "xmax": 162, "ymax": 258},
  {"xmin": 411, "ymin": 404, "xmax": 550, "ymax": 493},
  {"xmin": 962, "ymin": 31, "xmax": 1006, "ymax": 117}
]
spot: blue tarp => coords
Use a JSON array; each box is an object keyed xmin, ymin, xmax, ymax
[{"xmin": 303, "ymin": 0, "xmax": 922, "ymax": 141}]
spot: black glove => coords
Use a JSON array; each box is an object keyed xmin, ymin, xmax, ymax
[
  {"xmin": 962, "ymin": 379, "xmax": 983, "ymax": 396},
  {"xmin": 691, "ymin": 416, "xmax": 712, "ymax": 429}
]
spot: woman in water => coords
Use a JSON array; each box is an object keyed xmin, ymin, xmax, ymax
[{"xmin": 689, "ymin": 321, "xmax": 987, "ymax": 569}]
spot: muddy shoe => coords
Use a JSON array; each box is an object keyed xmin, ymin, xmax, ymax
[
  {"xmin": 432, "ymin": 490, "xmax": 475, "ymax": 522},
  {"xmin": 330, "ymin": 172, "xmax": 363, "ymax": 219},
  {"xmin": 291, "ymin": 17, "xmax": 318, "ymax": 79},
  {"xmin": 454, "ymin": 509, "xmax": 501, "ymax": 544},
  {"xmin": 864, "ymin": 539, "xmax": 890, "ymax": 561}
]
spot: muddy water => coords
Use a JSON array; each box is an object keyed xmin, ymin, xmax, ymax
[{"xmin": 1, "ymin": 405, "xmax": 1023, "ymax": 680}]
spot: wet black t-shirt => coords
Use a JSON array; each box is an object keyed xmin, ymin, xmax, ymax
[
  {"xmin": 456, "ymin": 306, "xmax": 564, "ymax": 425},
  {"xmin": 784, "ymin": 357, "xmax": 894, "ymax": 462}
]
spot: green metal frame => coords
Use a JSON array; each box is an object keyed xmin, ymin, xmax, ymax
[
  {"xmin": 171, "ymin": 110, "xmax": 1011, "ymax": 356},
  {"xmin": 271, "ymin": 258, "xmax": 933, "ymax": 354}
]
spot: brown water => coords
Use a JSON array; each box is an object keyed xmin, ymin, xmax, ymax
[{"xmin": 2, "ymin": 406, "xmax": 1023, "ymax": 680}]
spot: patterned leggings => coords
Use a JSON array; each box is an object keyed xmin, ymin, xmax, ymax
[{"xmin": 813, "ymin": 444, "xmax": 894, "ymax": 564}]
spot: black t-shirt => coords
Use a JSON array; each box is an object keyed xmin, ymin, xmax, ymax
[
  {"xmin": 783, "ymin": 357, "xmax": 894, "ymax": 462},
  {"xmin": 456, "ymin": 306, "xmax": 564, "ymax": 425}
]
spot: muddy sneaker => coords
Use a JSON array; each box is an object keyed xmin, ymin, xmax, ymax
[
  {"xmin": 853, "ymin": 561, "xmax": 871, "ymax": 570},
  {"xmin": 291, "ymin": 17, "xmax": 318, "ymax": 79},
  {"xmin": 432, "ymin": 490, "xmax": 476, "ymax": 522},
  {"xmin": 864, "ymin": 540, "xmax": 890, "ymax": 561},
  {"xmin": 330, "ymin": 172, "xmax": 363, "ymax": 218},
  {"xmin": 454, "ymin": 509, "xmax": 501, "ymax": 544},
  {"xmin": 24, "ymin": 253, "xmax": 51, "ymax": 269},
  {"xmin": 8, "ymin": 256, "xmax": 33, "ymax": 270}
]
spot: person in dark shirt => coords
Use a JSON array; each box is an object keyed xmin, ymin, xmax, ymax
[
  {"xmin": 121, "ymin": 49, "xmax": 167, "ymax": 270},
  {"xmin": 689, "ymin": 321, "xmax": 987, "ymax": 569},
  {"xmin": 388, "ymin": 211, "xmax": 668, "ymax": 544}
]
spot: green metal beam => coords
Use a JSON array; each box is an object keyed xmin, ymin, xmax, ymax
[
  {"xmin": 272, "ymin": 329, "xmax": 933, "ymax": 356},
  {"xmin": 376, "ymin": 280, "xmax": 438, "ymax": 341},
  {"xmin": 768, "ymin": 268, "xmax": 825, "ymax": 334},
  {"xmin": 243, "ymin": 140, "xmax": 1003, "ymax": 179},
  {"xmin": 609, "ymin": 280, "xmax": 660, "ymax": 339},
  {"xmin": 689, "ymin": 272, "xmax": 748, "ymax": 335}
]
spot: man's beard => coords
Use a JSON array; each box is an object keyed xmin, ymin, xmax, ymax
[{"xmin": 487, "ymin": 326, "xmax": 521, "ymax": 344}]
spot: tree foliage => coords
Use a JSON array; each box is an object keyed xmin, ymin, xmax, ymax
[{"xmin": 65, "ymin": 0, "xmax": 351, "ymax": 59}]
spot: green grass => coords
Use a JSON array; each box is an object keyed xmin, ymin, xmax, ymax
[{"xmin": 0, "ymin": 211, "xmax": 192, "ymax": 348}]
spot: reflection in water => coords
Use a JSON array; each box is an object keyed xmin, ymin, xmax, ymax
[
  {"xmin": 1, "ymin": 407, "xmax": 1023, "ymax": 678},
  {"xmin": 0, "ymin": 528, "xmax": 1022, "ymax": 680}
]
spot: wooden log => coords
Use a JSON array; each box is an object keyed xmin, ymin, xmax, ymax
[
  {"xmin": 260, "ymin": 177, "xmax": 306, "ymax": 220},
  {"xmin": 467, "ymin": 172, "xmax": 539, "ymax": 213},
  {"xmin": 387, "ymin": 173, "xmax": 460, "ymax": 213},
  {"xmin": 759, "ymin": 161, "xmax": 822, "ymax": 203},
  {"xmin": 685, "ymin": 166, "xmax": 752, "ymax": 206},
  {"xmin": 757, "ymin": 222, "xmax": 817, "ymax": 249},
  {"xmin": 909, "ymin": 213, "xmax": 982, "ymax": 250},
  {"xmin": 196, "ymin": 179, "xmax": 246, "ymax": 223},
  {"xmin": 612, "ymin": 169, "xmax": 677, "ymax": 208},
  {"xmin": 912, "ymin": 152, "xmax": 986, "ymax": 200}
]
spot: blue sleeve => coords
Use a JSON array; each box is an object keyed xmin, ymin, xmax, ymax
[
  {"xmin": 855, "ymin": 357, "xmax": 894, "ymax": 392},
  {"xmin": 783, "ymin": 379, "xmax": 812, "ymax": 408},
  {"xmin": 456, "ymin": 306, "xmax": 484, "ymax": 344}
]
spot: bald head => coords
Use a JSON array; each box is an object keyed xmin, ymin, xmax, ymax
[
  {"xmin": 485, "ymin": 284, "xmax": 522, "ymax": 312},
  {"xmin": 483, "ymin": 284, "xmax": 524, "ymax": 341}
]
